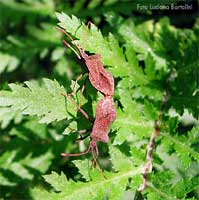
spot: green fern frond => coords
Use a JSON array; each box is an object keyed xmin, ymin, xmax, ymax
[
  {"xmin": 30, "ymin": 146, "xmax": 143, "ymax": 200},
  {"xmin": 0, "ymin": 78, "xmax": 67, "ymax": 123},
  {"xmin": 56, "ymin": 12, "xmax": 148, "ymax": 86}
]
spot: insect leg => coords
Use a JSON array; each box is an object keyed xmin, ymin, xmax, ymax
[
  {"xmin": 61, "ymin": 140, "xmax": 91, "ymax": 157},
  {"xmin": 76, "ymin": 134, "xmax": 90, "ymax": 143},
  {"xmin": 71, "ymin": 74, "xmax": 83, "ymax": 94},
  {"xmin": 70, "ymin": 72, "xmax": 88, "ymax": 98},
  {"xmin": 61, "ymin": 93, "xmax": 90, "ymax": 121},
  {"xmin": 65, "ymin": 126, "xmax": 90, "ymax": 142},
  {"xmin": 91, "ymin": 145, "xmax": 107, "ymax": 179},
  {"xmin": 78, "ymin": 75, "xmax": 90, "ymax": 115},
  {"xmin": 62, "ymin": 73, "xmax": 91, "ymax": 122},
  {"xmin": 66, "ymin": 126, "xmax": 88, "ymax": 135}
]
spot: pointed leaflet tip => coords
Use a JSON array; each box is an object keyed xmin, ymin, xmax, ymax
[
  {"xmin": 56, "ymin": 12, "xmax": 68, "ymax": 24},
  {"xmin": 55, "ymin": 12, "xmax": 61, "ymax": 21}
]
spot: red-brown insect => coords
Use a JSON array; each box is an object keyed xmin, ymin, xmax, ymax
[{"xmin": 58, "ymin": 23, "xmax": 116, "ymax": 175}]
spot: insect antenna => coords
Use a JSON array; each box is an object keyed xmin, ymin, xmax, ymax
[
  {"xmin": 63, "ymin": 40, "xmax": 81, "ymax": 59},
  {"xmin": 82, "ymin": 21, "xmax": 91, "ymax": 51},
  {"xmin": 57, "ymin": 27, "xmax": 82, "ymax": 59}
]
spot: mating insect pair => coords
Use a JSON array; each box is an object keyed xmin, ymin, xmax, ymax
[{"xmin": 58, "ymin": 22, "xmax": 116, "ymax": 176}]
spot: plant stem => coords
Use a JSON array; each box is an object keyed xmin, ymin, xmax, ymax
[{"xmin": 138, "ymin": 91, "xmax": 167, "ymax": 192}]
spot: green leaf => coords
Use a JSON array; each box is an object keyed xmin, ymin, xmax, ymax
[
  {"xmin": 30, "ymin": 145, "xmax": 143, "ymax": 200},
  {"xmin": 31, "ymin": 168, "xmax": 143, "ymax": 200},
  {"xmin": 146, "ymin": 170, "xmax": 199, "ymax": 200},
  {"xmin": 171, "ymin": 176, "xmax": 199, "ymax": 199},
  {"xmin": 0, "ymin": 149, "xmax": 54, "ymax": 186},
  {"xmin": 0, "ymin": 78, "xmax": 67, "ymax": 124},
  {"xmin": 43, "ymin": 171, "xmax": 68, "ymax": 192},
  {"xmin": 162, "ymin": 126, "xmax": 199, "ymax": 169},
  {"xmin": 109, "ymin": 145, "xmax": 133, "ymax": 171},
  {"xmin": 118, "ymin": 19, "xmax": 168, "ymax": 74},
  {"xmin": 0, "ymin": 8, "xmax": 198, "ymax": 200},
  {"xmin": 72, "ymin": 160, "xmax": 90, "ymax": 181},
  {"xmin": 113, "ymin": 90, "xmax": 154, "ymax": 145},
  {"xmin": 0, "ymin": 53, "xmax": 19, "ymax": 74},
  {"xmin": 0, "ymin": 0, "xmax": 54, "ymax": 17},
  {"xmin": 56, "ymin": 12, "xmax": 148, "ymax": 85},
  {"xmin": 0, "ymin": 107, "xmax": 22, "ymax": 129}
]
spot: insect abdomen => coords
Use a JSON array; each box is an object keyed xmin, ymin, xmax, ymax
[{"xmin": 90, "ymin": 96, "xmax": 116, "ymax": 142}]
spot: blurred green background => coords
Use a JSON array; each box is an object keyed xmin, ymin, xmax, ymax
[
  {"xmin": 0, "ymin": 0, "xmax": 198, "ymax": 199},
  {"xmin": 0, "ymin": 0, "xmax": 198, "ymax": 85}
]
